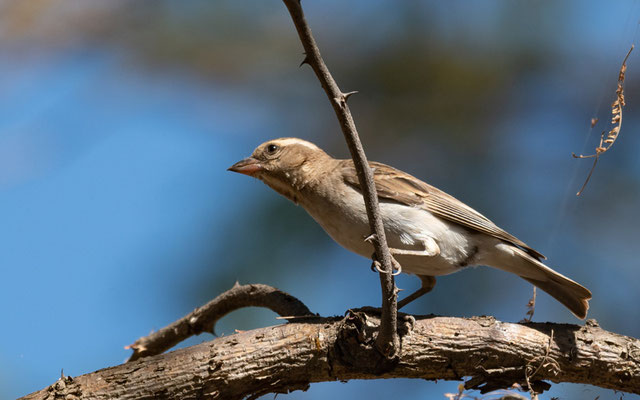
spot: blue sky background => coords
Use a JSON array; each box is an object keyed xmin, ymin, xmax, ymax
[{"xmin": 1, "ymin": 1, "xmax": 640, "ymax": 399}]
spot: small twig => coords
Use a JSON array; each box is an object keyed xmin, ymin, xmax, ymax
[
  {"xmin": 521, "ymin": 286, "xmax": 537, "ymax": 323},
  {"xmin": 281, "ymin": 0, "xmax": 399, "ymax": 358},
  {"xmin": 574, "ymin": 144, "xmax": 602, "ymax": 196},
  {"xmin": 573, "ymin": 45, "xmax": 633, "ymax": 196},
  {"xmin": 525, "ymin": 329, "xmax": 558, "ymax": 399},
  {"xmin": 126, "ymin": 283, "xmax": 314, "ymax": 361}
]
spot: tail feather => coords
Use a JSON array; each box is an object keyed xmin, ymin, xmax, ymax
[
  {"xmin": 522, "ymin": 276, "xmax": 591, "ymax": 319},
  {"xmin": 487, "ymin": 244, "xmax": 592, "ymax": 319}
]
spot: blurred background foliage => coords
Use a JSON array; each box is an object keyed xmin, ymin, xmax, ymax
[{"xmin": 1, "ymin": 1, "xmax": 640, "ymax": 399}]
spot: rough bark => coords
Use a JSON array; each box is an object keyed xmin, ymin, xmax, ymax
[{"xmin": 21, "ymin": 314, "xmax": 640, "ymax": 400}]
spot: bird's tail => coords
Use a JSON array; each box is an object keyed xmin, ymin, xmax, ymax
[
  {"xmin": 488, "ymin": 244, "xmax": 592, "ymax": 319},
  {"xmin": 521, "ymin": 275, "xmax": 591, "ymax": 319}
]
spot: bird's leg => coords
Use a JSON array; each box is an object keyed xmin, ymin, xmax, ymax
[
  {"xmin": 388, "ymin": 237, "xmax": 440, "ymax": 257},
  {"xmin": 367, "ymin": 236, "xmax": 438, "ymax": 276},
  {"xmin": 397, "ymin": 275, "xmax": 436, "ymax": 309},
  {"xmin": 364, "ymin": 234, "xmax": 440, "ymax": 275},
  {"xmin": 366, "ymin": 235, "xmax": 440, "ymax": 259}
]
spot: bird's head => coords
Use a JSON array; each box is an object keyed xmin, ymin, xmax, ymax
[{"xmin": 228, "ymin": 137, "xmax": 331, "ymax": 203}]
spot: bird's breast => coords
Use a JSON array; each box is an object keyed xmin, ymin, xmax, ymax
[{"xmin": 301, "ymin": 186, "xmax": 372, "ymax": 256}]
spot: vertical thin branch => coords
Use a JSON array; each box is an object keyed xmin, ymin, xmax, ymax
[
  {"xmin": 572, "ymin": 45, "xmax": 633, "ymax": 196},
  {"xmin": 281, "ymin": 0, "xmax": 399, "ymax": 357}
]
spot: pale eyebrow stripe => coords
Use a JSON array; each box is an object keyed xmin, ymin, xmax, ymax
[{"xmin": 275, "ymin": 138, "xmax": 319, "ymax": 150}]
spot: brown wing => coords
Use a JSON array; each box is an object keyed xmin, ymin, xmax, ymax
[{"xmin": 340, "ymin": 160, "xmax": 545, "ymax": 260}]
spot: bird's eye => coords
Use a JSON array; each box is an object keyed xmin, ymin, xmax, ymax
[{"xmin": 266, "ymin": 144, "xmax": 279, "ymax": 154}]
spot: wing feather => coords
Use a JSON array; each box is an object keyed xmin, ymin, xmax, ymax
[{"xmin": 340, "ymin": 160, "xmax": 545, "ymax": 260}]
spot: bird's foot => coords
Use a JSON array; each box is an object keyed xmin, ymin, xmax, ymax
[
  {"xmin": 369, "ymin": 252, "xmax": 402, "ymax": 276},
  {"xmin": 346, "ymin": 306, "xmax": 415, "ymax": 335}
]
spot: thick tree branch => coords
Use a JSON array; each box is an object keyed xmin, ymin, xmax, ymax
[
  {"xmin": 126, "ymin": 283, "xmax": 314, "ymax": 361},
  {"xmin": 22, "ymin": 314, "xmax": 640, "ymax": 400},
  {"xmin": 281, "ymin": 0, "xmax": 399, "ymax": 358}
]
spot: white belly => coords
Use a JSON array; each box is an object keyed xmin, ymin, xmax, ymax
[{"xmin": 301, "ymin": 186, "xmax": 476, "ymax": 276}]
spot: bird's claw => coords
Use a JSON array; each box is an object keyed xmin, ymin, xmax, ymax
[
  {"xmin": 370, "ymin": 252, "xmax": 402, "ymax": 275},
  {"xmin": 371, "ymin": 259, "xmax": 387, "ymax": 274},
  {"xmin": 364, "ymin": 234, "xmax": 377, "ymax": 244},
  {"xmin": 391, "ymin": 257, "xmax": 402, "ymax": 276}
]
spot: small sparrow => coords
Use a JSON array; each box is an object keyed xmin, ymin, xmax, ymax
[{"xmin": 229, "ymin": 137, "xmax": 591, "ymax": 318}]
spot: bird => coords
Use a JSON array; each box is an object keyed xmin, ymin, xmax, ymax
[{"xmin": 228, "ymin": 137, "xmax": 592, "ymax": 319}]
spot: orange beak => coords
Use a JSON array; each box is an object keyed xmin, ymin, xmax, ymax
[{"xmin": 228, "ymin": 157, "xmax": 263, "ymax": 176}]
